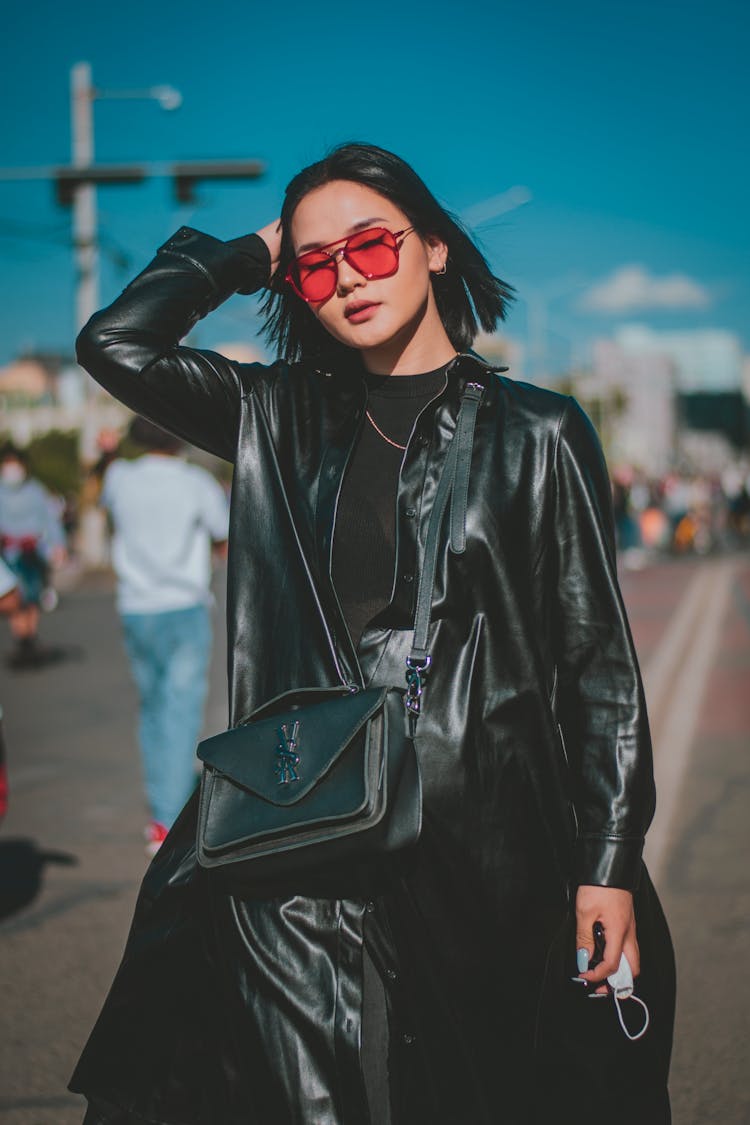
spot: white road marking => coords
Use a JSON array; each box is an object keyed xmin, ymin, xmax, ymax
[{"xmin": 642, "ymin": 558, "xmax": 736, "ymax": 881}]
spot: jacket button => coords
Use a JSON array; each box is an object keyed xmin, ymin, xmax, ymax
[
  {"xmin": 418, "ymin": 434, "xmax": 430, "ymax": 447},
  {"xmin": 405, "ymin": 507, "xmax": 417, "ymax": 518},
  {"xmin": 327, "ymin": 464, "xmax": 338, "ymax": 479},
  {"xmin": 402, "ymin": 1033, "xmax": 416, "ymax": 1046},
  {"xmin": 366, "ymin": 900, "xmax": 376, "ymax": 913},
  {"xmin": 386, "ymin": 968, "xmax": 398, "ymax": 981},
  {"xmin": 402, "ymin": 573, "xmax": 414, "ymax": 584}
]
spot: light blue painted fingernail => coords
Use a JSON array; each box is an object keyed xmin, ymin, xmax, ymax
[{"xmin": 576, "ymin": 948, "xmax": 590, "ymax": 973}]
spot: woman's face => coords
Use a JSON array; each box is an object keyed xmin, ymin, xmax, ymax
[{"xmin": 289, "ymin": 180, "xmax": 447, "ymax": 358}]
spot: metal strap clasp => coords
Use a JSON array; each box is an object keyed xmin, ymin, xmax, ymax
[{"xmin": 405, "ymin": 653, "xmax": 432, "ymax": 718}]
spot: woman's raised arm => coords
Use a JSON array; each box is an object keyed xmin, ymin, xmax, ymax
[{"xmin": 76, "ymin": 226, "xmax": 277, "ymax": 462}]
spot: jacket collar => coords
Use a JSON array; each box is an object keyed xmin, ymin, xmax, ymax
[
  {"xmin": 446, "ymin": 350, "xmax": 508, "ymax": 389},
  {"xmin": 439, "ymin": 351, "xmax": 508, "ymax": 414},
  {"xmin": 318, "ymin": 349, "xmax": 507, "ymax": 393}
]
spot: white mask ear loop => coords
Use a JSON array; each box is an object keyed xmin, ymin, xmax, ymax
[
  {"xmin": 613, "ymin": 992, "xmax": 650, "ymax": 1041},
  {"xmin": 607, "ymin": 952, "xmax": 650, "ymax": 1041}
]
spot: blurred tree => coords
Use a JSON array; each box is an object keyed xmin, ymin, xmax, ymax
[
  {"xmin": 678, "ymin": 392, "xmax": 749, "ymax": 450},
  {"xmin": 26, "ymin": 430, "xmax": 81, "ymax": 496},
  {"xmin": 553, "ymin": 372, "xmax": 628, "ymax": 465}
]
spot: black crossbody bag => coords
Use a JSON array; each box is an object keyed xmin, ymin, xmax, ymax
[{"xmin": 195, "ymin": 381, "xmax": 484, "ymax": 883}]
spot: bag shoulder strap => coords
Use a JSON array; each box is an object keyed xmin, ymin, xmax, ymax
[{"xmin": 405, "ymin": 380, "xmax": 484, "ymax": 726}]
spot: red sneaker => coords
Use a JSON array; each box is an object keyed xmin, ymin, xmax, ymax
[{"xmin": 144, "ymin": 820, "xmax": 169, "ymax": 858}]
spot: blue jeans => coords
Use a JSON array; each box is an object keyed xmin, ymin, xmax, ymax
[{"xmin": 121, "ymin": 604, "xmax": 212, "ymax": 828}]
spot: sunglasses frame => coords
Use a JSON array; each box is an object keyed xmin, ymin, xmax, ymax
[{"xmin": 285, "ymin": 226, "xmax": 414, "ymax": 302}]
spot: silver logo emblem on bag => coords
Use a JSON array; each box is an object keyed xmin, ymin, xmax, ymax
[{"xmin": 276, "ymin": 721, "xmax": 301, "ymax": 785}]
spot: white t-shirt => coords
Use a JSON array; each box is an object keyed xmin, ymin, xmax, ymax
[{"xmin": 101, "ymin": 455, "xmax": 230, "ymax": 615}]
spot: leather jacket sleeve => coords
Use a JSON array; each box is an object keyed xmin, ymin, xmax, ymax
[
  {"xmin": 551, "ymin": 397, "xmax": 656, "ymax": 891},
  {"xmin": 75, "ymin": 228, "xmax": 271, "ymax": 462}
]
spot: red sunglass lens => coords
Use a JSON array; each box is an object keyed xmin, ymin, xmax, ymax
[
  {"xmin": 346, "ymin": 229, "xmax": 398, "ymax": 276},
  {"xmin": 295, "ymin": 254, "xmax": 337, "ymax": 301}
]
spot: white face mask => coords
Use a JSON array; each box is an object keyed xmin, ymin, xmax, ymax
[
  {"xmin": 1, "ymin": 462, "xmax": 26, "ymax": 485},
  {"xmin": 574, "ymin": 950, "xmax": 650, "ymax": 1041},
  {"xmin": 605, "ymin": 952, "xmax": 650, "ymax": 1041}
]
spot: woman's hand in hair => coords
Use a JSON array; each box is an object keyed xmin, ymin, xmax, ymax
[{"xmin": 256, "ymin": 219, "xmax": 282, "ymax": 278}]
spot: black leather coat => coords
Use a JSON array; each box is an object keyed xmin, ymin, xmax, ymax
[{"xmin": 70, "ymin": 229, "xmax": 674, "ymax": 1125}]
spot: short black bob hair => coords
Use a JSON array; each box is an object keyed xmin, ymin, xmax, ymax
[
  {"xmin": 0, "ymin": 441, "xmax": 29, "ymax": 465},
  {"xmin": 261, "ymin": 142, "xmax": 514, "ymax": 370},
  {"xmin": 128, "ymin": 416, "xmax": 184, "ymax": 454}
]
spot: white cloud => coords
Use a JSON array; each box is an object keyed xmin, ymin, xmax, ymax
[{"xmin": 580, "ymin": 265, "xmax": 711, "ymax": 313}]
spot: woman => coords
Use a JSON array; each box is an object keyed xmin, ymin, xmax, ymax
[
  {"xmin": 71, "ymin": 143, "xmax": 674, "ymax": 1125},
  {"xmin": 0, "ymin": 555, "xmax": 20, "ymax": 818},
  {"xmin": 0, "ymin": 442, "xmax": 66, "ymax": 669}
]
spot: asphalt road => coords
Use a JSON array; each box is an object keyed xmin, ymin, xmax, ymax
[{"xmin": 0, "ymin": 554, "xmax": 748, "ymax": 1124}]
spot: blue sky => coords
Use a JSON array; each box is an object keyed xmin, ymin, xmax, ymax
[{"xmin": 2, "ymin": 0, "xmax": 747, "ymax": 375}]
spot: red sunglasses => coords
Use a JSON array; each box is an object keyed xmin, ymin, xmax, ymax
[{"xmin": 285, "ymin": 226, "xmax": 414, "ymax": 302}]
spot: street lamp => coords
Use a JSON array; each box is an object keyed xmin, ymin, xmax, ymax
[{"xmin": 93, "ymin": 83, "xmax": 183, "ymax": 111}]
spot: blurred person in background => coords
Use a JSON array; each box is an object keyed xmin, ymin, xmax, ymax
[
  {"xmin": 639, "ymin": 484, "xmax": 671, "ymax": 554},
  {"xmin": 662, "ymin": 472, "xmax": 692, "ymax": 551},
  {"xmin": 0, "ymin": 556, "xmax": 20, "ymax": 818},
  {"xmin": 612, "ymin": 468, "xmax": 648, "ymax": 569},
  {"xmin": 71, "ymin": 143, "xmax": 674, "ymax": 1125},
  {"xmin": 671, "ymin": 474, "xmax": 714, "ymax": 556},
  {"xmin": 0, "ymin": 442, "xmax": 66, "ymax": 669},
  {"xmin": 101, "ymin": 416, "xmax": 229, "ymax": 855},
  {"xmin": 722, "ymin": 460, "xmax": 750, "ymax": 543}
]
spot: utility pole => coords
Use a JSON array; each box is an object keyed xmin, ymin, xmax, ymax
[
  {"xmin": 70, "ymin": 62, "xmax": 98, "ymax": 334},
  {"xmin": 0, "ymin": 62, "xmax": 264, "ymax": 414},
  {"xmin": 1, "ymin": 63, "xmax": 263, "ymax": 347},
  {"xmin": 68, "ymin": 62, "xmax": 185, "ymax": 334},
  {"xmin": 1, "ymin": 65, "xmax": 264, "ymax": 564}
]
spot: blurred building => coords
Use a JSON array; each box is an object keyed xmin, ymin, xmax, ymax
[
  {"xmin": 0, "ymin": 352, "xmax": 90, "ymax": 408},
  {"xmin": 0, "ymin": 353, "xmax": 64, "ymax": 405},
  {"xmin": 0, "ymin": 351, "xmax": 127, "ymax": 452},
  {"xmin": 572, "ymin": 325, "xmax": 749, "ymax": 476},
  {"xmin": 586, "ymin": 339, "xmax": 677, "ymax": 475},
  {"xmin": 612, "ymin": 325, "xmax": 743, "ymax": 393}
]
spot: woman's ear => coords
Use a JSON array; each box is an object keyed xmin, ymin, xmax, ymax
[{"xmin": 423, "ymin": 233, "xmax": 448, "ymax": 275}]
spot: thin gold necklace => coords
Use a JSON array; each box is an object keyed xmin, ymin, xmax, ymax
[
  {"xmin": 365, "ymin": 367, "xmax": 452, "ymax": 451},
  {"xmin": 365, "ymin": 410, "xmax": 408, "ymax": 450}
]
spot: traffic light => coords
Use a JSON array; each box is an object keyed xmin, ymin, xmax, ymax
[
  {"xmin": 172, "ymin": 160, "xmax": 266, "ymax": 204},
  {"xmin": 55, "ymin": 165, "xmax": 147, "ymax": 205}
]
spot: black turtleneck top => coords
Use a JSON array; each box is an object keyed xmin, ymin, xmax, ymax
[{"xmin": 331, "ymin": 365, "xmax": 449, "ymax": 647}]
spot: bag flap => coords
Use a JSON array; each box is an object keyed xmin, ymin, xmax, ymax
[{"xmin": 196, "ymin": 687, "xmax": 388, "ymax": 807}]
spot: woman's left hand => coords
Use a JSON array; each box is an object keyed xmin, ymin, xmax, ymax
[{"xmin": 575, "ymin": 885, "xmax": 639, "ymax": 995}]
